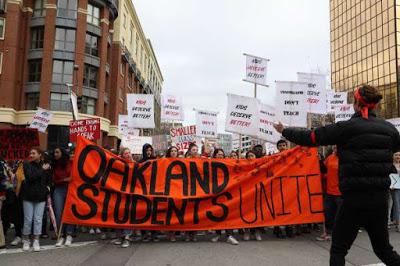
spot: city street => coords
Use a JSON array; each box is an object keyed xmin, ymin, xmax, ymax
[{"xmin": 0, "ymin": 229, "xmax": 396, "ymax": 266}]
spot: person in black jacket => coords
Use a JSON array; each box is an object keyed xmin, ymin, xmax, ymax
[
  {"xmin": 20, "ymin": 148, "xmax": 51, "ymax": 252},
  {"xmin": 273, "ymin": 84, "xmax": 400, "ymax": 266}
]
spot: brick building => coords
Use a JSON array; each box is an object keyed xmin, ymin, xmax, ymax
[{"xmin": 0, "ymin": 0, "xmax": 163, "ymax": 150}]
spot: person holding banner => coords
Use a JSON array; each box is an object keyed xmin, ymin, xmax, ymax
[
  {"xmin": 390, "ymin": 152, "xmax": 400, "ymax": 232},
  {"xmin": 20, "ymin": 148, "xmax": 51, "ymax": 252},
  {"xmin": 273, "ymin": 84, "xmax": 400, "ymax": 266},
  {"xmin": 210, "ymin": 149, "xmax": 239, "ymax": 245},
  {"xmin": 229, "ymin": 151, "xmax": 239, "ymax": 159},
  {"xmin": 165, "ymin": 146, "xmax": 179, "ymax": 242}
]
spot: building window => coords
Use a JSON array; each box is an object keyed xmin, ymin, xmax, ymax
[
  {"xmin": 0, "ymin": 18, "xmax": 4, "ymax": 39},
  {"xmin": 57, "ymin": 0, "xmax": 77, "ymax": 19},
  {"xmin": 81, "ymin": 96, "xmax": 96, "ymax": 115},
  {"xmin": 83, "ymin": 64, "xmax": 98, "ymax": 88},
  {"xmin": 87, "ymin": 3, "xmax": 100, "ymax": 26},
  {"xmin": 28, "ymin": 60, "xmax": 42, "ymax": 82},
  {"xmin": 33, "ymin": 0, "xmax": 47, "ymax": 17},
  {"xmin": 85, "ymin": 33, "xmax": 98, "ymax": 57},
  {"xmin": 55, "ymin": 28, "xmax": 75, "ymax": 51},
  {"xmin": 25, "ymin": 93, "xmax": 40, "ymax": 110},
  {"xmin": 50, "ymin": 93, "xmax": 71, "ymax": 111},
  {"xmin": 52, "ymin": 60, "xmax": 73, "ymax": 84},
  {"xmin": 0, "ymin": 52, "xmax": 2, "ymax": 75},
  {"xmin": 31, "ymin": 27, "xmax": 44, "ymax": 49}
]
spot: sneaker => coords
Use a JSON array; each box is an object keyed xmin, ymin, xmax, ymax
[
  {"xmin": 255, "ymin": 231, "xmax": 262, "ymax": 241},
  {"xmin": 169, "ymin": 235, "xmax": 176, "ymax": 242},
  {"xmin": 95, "ymin": 228, "xmax": 102, "ymax": 234},
  {"xmin": 33, "ymin": 239, "xmax": 40, "ymax": 252},
  {"xmin": 243, "ymin": 232, "xmax": 250, "ymax": 241},
  {"xmin": 65, "ymin": 235, "xmax": 73, "ymax": 247},
  {"xmin": 11, "ymin": 236, "xmax": 22, "ymax": 246},
  {"xmin": 89, "ymin": 228, "xmax": 95, "ymax": 234},
  {"xmin": 22, "ymin": 240, "xmax": 30, "ymax": 251},
  {"xmin": 226, "ymin": 235, "xmax": 239, "ymax": 245},
  {"xmin": 112, "ymin": 238, "xmax": 123, "ymax": 245},
  {"xmin": 100, "ymin": 233, "xmax": 107, "ymax": 240},
  {"xmin": 316, "ymin": 234, "xmax": 331, "ymax": 241},
  {"xmin": 121, "ymin": 240, "xmax": 130, "ymax": 248},
  {"xmin": 211, "ymin": 235, "xmax": 220, "ymax": 243},
  {"xmin": 191, "ymin": 235, "xmax": 197, "ymax": 242},
  {"xmin": 185, "ymin": 234, "xmax": 191, "ymax": 242},
  {"xmin": 55, "ymin": 237, "xmax": 64, "ymax": 247}
]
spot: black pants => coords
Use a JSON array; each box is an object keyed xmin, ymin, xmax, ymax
[
  {"xmin": 2, "ymin": 195, "xmax": 23, "ymax": 238},
  {"xmin": 325, "ymin": 194, "xmax": 343, "ymax": 234},
  {"xmin": 330, "ymin": 191, "xmax": 400, "ymax": 266}
]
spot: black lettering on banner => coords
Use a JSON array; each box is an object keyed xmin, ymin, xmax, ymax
[
  {"xmin": 72, "ymin": 184, "xmax": 98, "ymax": 220},
  {"xmin": 206, "ymin": 192, "xmax": 232, "ymax": 222},
  {"xmin": 130, "ymin": 162, "xmax": 150, "ymax": 195},
  {"xmin": 114, "ymin": 193, "xmax": 131, "ymax": 224},
  {"xmin": 188, "ymin": 198, "xmax": 208, "ymax": 224},
  {"xmin": 165, "ymin": 161, "xmax": 188, "ymax": 196},
  {"xmin": 239, "ymin": 185, "xmax": 258, "ymax": 224},
  {"xmin": 211, "ymin": 162, "xmax": 229, "ymax": 194},
  {"xmin": 306, "ymin": 174, "xmax": 324, "ymax": 214},
  {"xmin": 101, "ymin": 188, "xmax": 112, "ymax": 222},
  {"xmin": 259, "ymin": 182, "xmax": 275, "ymax": 220},
  {"xmin": 166, "ymin": 198, "xmax": 187, "ymax": 225},
  {"xmin": 277, "ymin": 176, "xmax": 291, "ymax": 216},
  {"xmin": 78, "ymin": 145, "xmax": 107, "ymax": 184},
  {"xmin": 101, "ymin": 158, "xmax": 130, "ymax": 191},
  {"xmin": 130, "ymin": 195, "xmax": 152, "ymax": 224},
  {"xmin": 151, "ymin": 197, "xmax": 168, "ymax": 225},
  {"xmin": 150, "ymin": 162, "xmax": 163, "ymax": 195},
  {"xmin": 190, "ymin": 162, "xmax": 210, "ymax": 196},
  {"xmin": 290, "ymin": 175, "xmax": 303, "ymax": 214}
]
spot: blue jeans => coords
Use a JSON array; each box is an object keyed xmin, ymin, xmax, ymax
[
  {"xmin": 53, "ymin": 186, "xmax": 75, "ymax": 235},
  {"xmin": 391, "ymin": 189, "xmax": 400, "ymax": 223},
  {"xmin": 23, "ymin": 201, "xmax": 45, "ymax": 236}
]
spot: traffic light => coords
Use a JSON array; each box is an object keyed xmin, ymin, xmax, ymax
[{"xmin": 77, "ymin": 96, "xmax": 83, "ymax": 110}]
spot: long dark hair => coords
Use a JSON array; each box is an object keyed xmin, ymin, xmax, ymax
[
  {"xmin": 166, "ymin": 146, "xmax": 178, "ymax": 158},
  {"xmin": 53, "ymin": 147, "xmax": 70, "ymax": 168},
  {"xmin": 185, "ymin": 143, "xmax": 198, "ymax": 157},
  {"xmin": 212, "ymin": 148, "xmax": 225, "ymax": 158}
]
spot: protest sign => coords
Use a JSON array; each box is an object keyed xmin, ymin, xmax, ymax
[
  {"xmin": 327, "ymin": 91, "xmax": 348, "ymax": 113},
  {"xmin": 121, "ymin": 136, "xmax": 152, "ymax": 154},
  {"xmin": 127, "ymin": 94, "xmax": 155, "ymax": 129},
  {"xmin": 297, "ymin": 72, "xmax": 327, "ymax": 114},
  {"xmin": 69, "ymin": 118, "xmax": 101, "ymax": 142},
  {"xmin": 0, "ymin": 128, "xmax": 39, "ymax": 160},
  {"xmin": 390, "ymin": 174, "xmax": 400, "ymax": 190},
  {"xmin": 118, "ymin": 115, "xmax": 139, "ymax": 137},
  {"xmin": 29, "ymin": 108, "xmax": 53, "ymax": 133},
  {"xmin": 195, "ymin": 109, "xmax": 218, "ymax": 138},
  {"xmin": 258, "ymin": 103, "xmax": 280, "ymax": 143},
  {"xmin": 275, "ymin": 81, "xmax": 308, "ymax": 128},
  {"xmin": 334, "ymin": 104, "xmax": 354, "ymax": 122},
  {"xmin": 387, "ymin": 118, "xmax": 400, "ymax": 133},
  {"xmin": 70, "ymin": 91, "xmax": 79, "ymax": 120},
  {"xmin": 170, "ymin": 125, "xmax": 200, "ymax": 151},
  {"xmin": 161, "ymin": 95, "xmax": 184, "ymax": 122},
  {"xmin": 62, "ymin": 137, "xmax": 324, "ymax": 230},
  {"xmin": 225, "ymin": 94, "xmax": 259, "ymax": 136},
  {"xmin": 244, "ymin": 54, "xmax": 268, "ymax": 86}
]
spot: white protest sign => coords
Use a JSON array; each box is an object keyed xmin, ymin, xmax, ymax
[
  {"xmin": 387, "ymin": 118, "xmax": 400, "ymax": 133},
  {"xmin": 258, "ymin": 103, "xmax": 281, "ymax": 143},
  {"xmin": 275, "ymin": 81, "xmax": 308, "ymax": 128},
  {"xmin": 195, "ymin": 109, "xmax": 218, "ymax": 138},
  {"xmin": 127, "ymin": 94, "xmax": 155, "ymax": 129},
  {"xmin": 121, "ymin": 136, "xmax": 152, "ymax": 155},
  {"xmin": 170, "ymin": 125, "xmax": 201, "ymax": 152},
  {"xmin": 29, "ymin": 108, "xmax": 53, "ymax": 133},
  {"xmin": 390, "ymin": 174, "xmax": 400, "ymax": 189},
  {"xmin": 297, "ymin": 72, "xmax": 327, "ymax": 114},
  {"xmin": 161, "ymin": 95, "xmax": 184, "ymax": 122},
  {"xmin": 327, "ymin": 91, "xmax": 348, "ymax": 113},
  {"xmin": 70, "ymin": 91, "xmax": 79, "ymax": 120},
  {"xmin": 225, "ymin": 94, "xmax": 260, "ymax": 136},
  {"xmin": 265, "ymin": 142, "xmax": 279, "ymax": 155},
  {"xmin": 334, "ymin": 104, "xmax": 354, "ymax": 122},
  {"xmin": 118, "ymin": 114, "xmax": 140, "ymax": 138},
  {"xmin": 244, "ymin": 54, "xmax": 268, "ymax": 86}
]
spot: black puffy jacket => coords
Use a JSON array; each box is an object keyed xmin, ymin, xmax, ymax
[
  {"xmin": 20, "ymin": 161, "xmax": 50, "ymax": 202},
  {"xmin": 282, "ymin": 111, "xmax": 400, "ymax": 194}
]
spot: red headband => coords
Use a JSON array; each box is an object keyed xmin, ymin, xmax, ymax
[{"xmin": 354, "ymin": 88, "xmax": 377, "ymax": 119}]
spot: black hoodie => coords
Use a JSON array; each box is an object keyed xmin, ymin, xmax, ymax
[{"xmin": 139, "ymin": 143, "xmax": 156, "ymax": 163}]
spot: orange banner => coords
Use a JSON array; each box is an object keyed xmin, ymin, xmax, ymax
[{"xmin": 62, "ymin": 137, "xmax": 324, "ymax": 230}]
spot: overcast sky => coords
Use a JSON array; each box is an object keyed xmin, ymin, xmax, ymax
[{"xmin": 134, "ymin": 0, "xmax": 330, "ymax": 133}]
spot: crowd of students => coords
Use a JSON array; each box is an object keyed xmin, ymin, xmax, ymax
[{"xmin": 0, "ymin": 139, "xmax": 398, "ymax": 252}]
